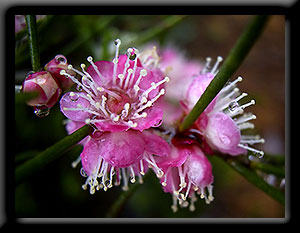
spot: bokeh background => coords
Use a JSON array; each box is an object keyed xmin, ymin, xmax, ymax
[{"xmin": 15, "ymin": 15, "xmax": 285, "ymax": 219}]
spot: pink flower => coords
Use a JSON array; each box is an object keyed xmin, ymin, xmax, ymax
[
  {"xmin": 22, "ymin": 71, "xmax": 62, "ymax": 117},
  {"xmin": 44, "ymin": 55, "xmax": 75, "ymax": 90},
  {"xmin": 183, "ymin": 57, "xmax": 265, "ymax": 157},
  {"xmin": 79, "ymin": 130, "xmax": 171, "ymax": 194},
  {"xmin": 156, "ymin": 143, "xmax": 214, "ymax": 212},
  {"xmin": 60, "ymin": 39, "xmax": 169, "ymax": 132},
  {"xmin": 158, "ymin": 46, "xmax": 203, "ymax": 102}
]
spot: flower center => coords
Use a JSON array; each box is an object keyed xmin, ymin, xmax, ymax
[{"xmin": 106, "ymin": 88, "xmax": 131, "ymax": 115}]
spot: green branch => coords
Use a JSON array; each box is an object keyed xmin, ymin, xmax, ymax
[
  {"xmin": 25, "ymin": 15, "xmax": 41, "ymax": 72},
  {"xmin": 179, "ymin": 15, "xmax": 270, "ymax": 132},
  {"xmin": 215, "ymin": 156, "xmax": 285, "ymax": 205},
  {"xmin": 15, "ymin": 124, "xmax": 93, "ymax": 185}
]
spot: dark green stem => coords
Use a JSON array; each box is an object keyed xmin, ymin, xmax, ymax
[
  {"xmin": 15, "ymin": 124, "xmax": 93, "ymax": 185},
  {"xmin": 250, "ymin": 161, "xmax": 285, "ymax": 178},
  {"xmin": 179, "ymin": 15, "xmax": 270, "ymax": 132},
  {"xmin": 216, "ymin": 156, "xmax": 285, "ymax": 205},
  {"xmin": 25, "ymin": 15, "xmax": 41, "ymax": 72}
]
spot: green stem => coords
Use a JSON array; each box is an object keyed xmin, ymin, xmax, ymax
[
  {"xmin": 25, "ymin": 15, "xmax": 41, "ymax": 72},
  {"xmin": 216, "ymin": 156, "xmax": 285, "ymax": 205},
  {"xmin": 179, "ymin": 15, "xmax": 270, "ymax": 132},
  {"xmin": 250, "ymin": 161, "xmax": 285, "ymax": 178},
  {"xmin": 15, "ymin": 124, "xmax": 93, "ymax": 185}
]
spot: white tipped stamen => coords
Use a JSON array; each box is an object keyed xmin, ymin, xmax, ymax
[
  {"xmin": 121, "ymin": 168, "xmax": 129, "ymax": 191},
  {"xmin": 136, "ymin": 101, "xmax": 152, "ymax": 113},
  {"xmin": 240, "ymin": 138, "xmax": 265, "ymax": 145},
  {"xmin": 121, "ymin": 103, "xmax": 130, "ymax": 119},
  {"xmin": 184, "ymin": 181, "xmax": 192, "ymax": 200},
  {"xmin": 118, "ymin": 74, "xmax": 125, "ymax": 87},
  {"xmin": 63, "ymin": 106, "xmax": 101, "ymax": 116},
  {"xmin": 207, "ymin": 184, "xmax": 214, "ymax": 202},
  {"xmin": 220, "ymin": 76, "xmax": 243, "ymax": 94},
  {"xmin": 132, "ymin": 112, "xmax": 147, "ymax": 119},
  {"xmin": 129, "ymin": 166, "xmax": 136, "ymax": 183},
  {"xmin": 178, "ymin": 165, "xmax": 186, "ymax": 189},
  {"xmin": 211, "ymin": 56, "xmax": 223, "ymax": 74},
  {"xmin": 142, "ymin": 77, "xmax": 169, "ymax": 98},
  {"xmin": 238, "ymin": 122, "xmax": 255, "ymax": 130},
  {"xmin": 235, "ymin": 113, "xmax": 256, "ymax": 125},
  {"xmin": 71, "ymin": 156, "xmax": 81, "ymax": 168},
  {"xmin": 150, "ymin": 89, "xmax": 165, "ymax": 105},
  {"xmin": 140, "ymin": 160, "xmax": 145, "ymax": 175},
  {"xmin": 201, "ymin": 57, "xmax": 212, "ymax": 74},
  {"xmin": 135, "ymin": 69, "xmax": 147, "ymax": 87},
  {"xmin": 124, "ymin": 68, "xmax": 133, "ymax": 90},
  {"xmin": 87, "ymin": 56, "xmax": 105, "ymax": 80},
  {"xmin": 60, "ymin": 71, "xmax": 94, "ymax": 97},
  {"xmin": 113, "ymin": 39, "xmax": 121, "ymax": 85},
  {"xmin": 108, "ymin": 166, "xmax": 114, "ymax": 188},
  {"xmin": 144, "ymin": 154, "xmax": 164, "ymax": 178},
  {"xmin": 238, "ymin": 143, "xmax": 264, "ymax": 157},
  {"xmin": 128, "ymin": 50, "xmax": 139, "ymax": 88}
]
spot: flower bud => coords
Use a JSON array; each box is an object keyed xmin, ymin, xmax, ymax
[
  {"xmin": 44, "ymin": 54, "xmax": 75, "ymax": 90},
  {"xmin": 22, "ymin": 71, "xmax": 62, "ymax": 110}
]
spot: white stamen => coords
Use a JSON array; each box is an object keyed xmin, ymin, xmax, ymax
[
  {"xmin": 123, "ymin": 68, "xmax": 133, "ymax": 90},
  {"xmin": 240, "ymin": 138, "xmax": 265, "ymax": 145},
  {"xmin": 211, "ymin": 56, "xmax": 223, "ymax": 74},
  {"xmin": 118, "ymin": 74, "xmax": 125, "ymax": 87},
  {"xmin": 235, "ymin": 113, "xmax": 256, "ymax": 125},
  {"xmin": 238, "ymin": 122, "xmax": 255, "ymax": 130},
  {"xmin": 71, "ymin": 156, "xmax": 81, "ymax": 168},
  {"xmin": 60, "ymin": 70, "xmax": 94, "ymax": 97},
  {"xmin": 140, "ymin": 160, "xmax": 145, "ymax": 175},
  {"xmin": 142, "ymin": 77, "xmax": 169, "ymax": 98},
  {"xmin": 238, "ymin": 143, "xmax": 264, "ymax": 157},
  {"xmin": 121, "ymin": 103, "xmax": 130, "ymax": 119},
  {"xmin": 63, "ymin": 106, "xmax": 101, "ymax": 116},
  {"xmin": 207, "ymin": 184, "xmax": 214, "ymax": 202},
  {"xmin": 135, "ymin": 101, "xmax": 152, "ymax": 113},
  {"xmin": 121, "ymin": 168, "xmax": 129, "ymax": 191},
  {"xmin": 201, "ymin": 57, "xmax": 212, "ymax": 74},
  {"xmin": 87, "ymin": 56, "xmax": 105, "ymax": 80},
  {"xmin": 113, "ymin": 39, "xmax": 121, "ymax": 85},
  {"xmin": 150, "ymin": 89, "xmax": 165, "ymax": 105},
  {"xmin": 132, "ymin": 112, "xmax": 147, "ymax": 119},
  {"xmin": 220, "ymin": 76, "xmax": 243, "ymax": 94},
  {"xmin": 129, "ymin": 166, "xmax": 136, "ymax": 183}
]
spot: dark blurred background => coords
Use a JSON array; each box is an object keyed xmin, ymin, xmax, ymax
[{"xmin": 15, "ymin": 15, "xmax": 285, "ymax": 218}]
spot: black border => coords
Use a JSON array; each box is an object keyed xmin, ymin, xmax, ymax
[{"xmin": 4, "ymin": 2, "xmax": 296, "ymax": 228}]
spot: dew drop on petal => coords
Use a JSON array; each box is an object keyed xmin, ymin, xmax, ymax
[
  {"xmin": 34, "ymin": 107, "xmax": 50, "ymax": 118},
  {"xmin": 228, "ymin": 101, "xmax": 239, "ymax": 112},
  {"xmin": 69, "ymin": 92, "xmax": 79, "ymax": 102},
  {"xmin": 76, "ymin": 84, "xmax": 83, "ymax": 91},
  {"xmin": 55, "ymin": 55, "xmax": 67, "ymax": 64}
]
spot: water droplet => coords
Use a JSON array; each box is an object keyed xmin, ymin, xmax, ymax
[
  {"xmin": 25, "ymin": 71, "xmax": 34, "ymax": 78},
  {"xmin": 69, "ymin": 92, "xmax": 79, "ymax": 102},
  {"xmin": 76, "ymin": 84, "xmax": 83, "ymax": 91},
  {"xmin": 219, "ymin": 134, "xmax": 231, "ymax": 145},
  {"xmin": 228, "ymin": 101, "xmax": 239, "ymax": 112},
  {"xmin": 36, "ymin": 76, "xmax": 46, "ymax": 85},
  {"xmin": 55, "ymin": 55, "xmax": 67, "ymax": 64},
  {"xmin": 127, "ymin": 47, "xmax": 137, "ymax": 60},
  {"xmin": 114, "ymin": 38, "xmax": 121, "ymax": 46},
  {"xmin": 34, "ymin": 107, "xmax": 50, "ymax": 118},
  {"xmin": 80, "ymin": 168, "xmax": 88, "ymax": 177}
]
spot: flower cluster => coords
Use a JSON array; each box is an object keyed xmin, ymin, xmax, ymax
[{"xmin": 25, "ymin": 39, "xmax": 264, "ymax": 212}]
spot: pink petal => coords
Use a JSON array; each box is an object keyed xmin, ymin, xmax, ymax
[
  {"xmin": 185, "ymin": 147, "xmax": 213, "ymax": 188},
  {"xmin": 142, "ymin": 130, "xmax": 171, "ymax": 157},
  {"xmin": 60, "ymin": 92, "xmax": 92, "ymax": 122},
  {"xmin": 98, "ymin": 131, "xmax": 145, "ymax": 168},
  {"xmin": 205, "ymin": 112, "xmax": 244, "ymax": 155}
]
